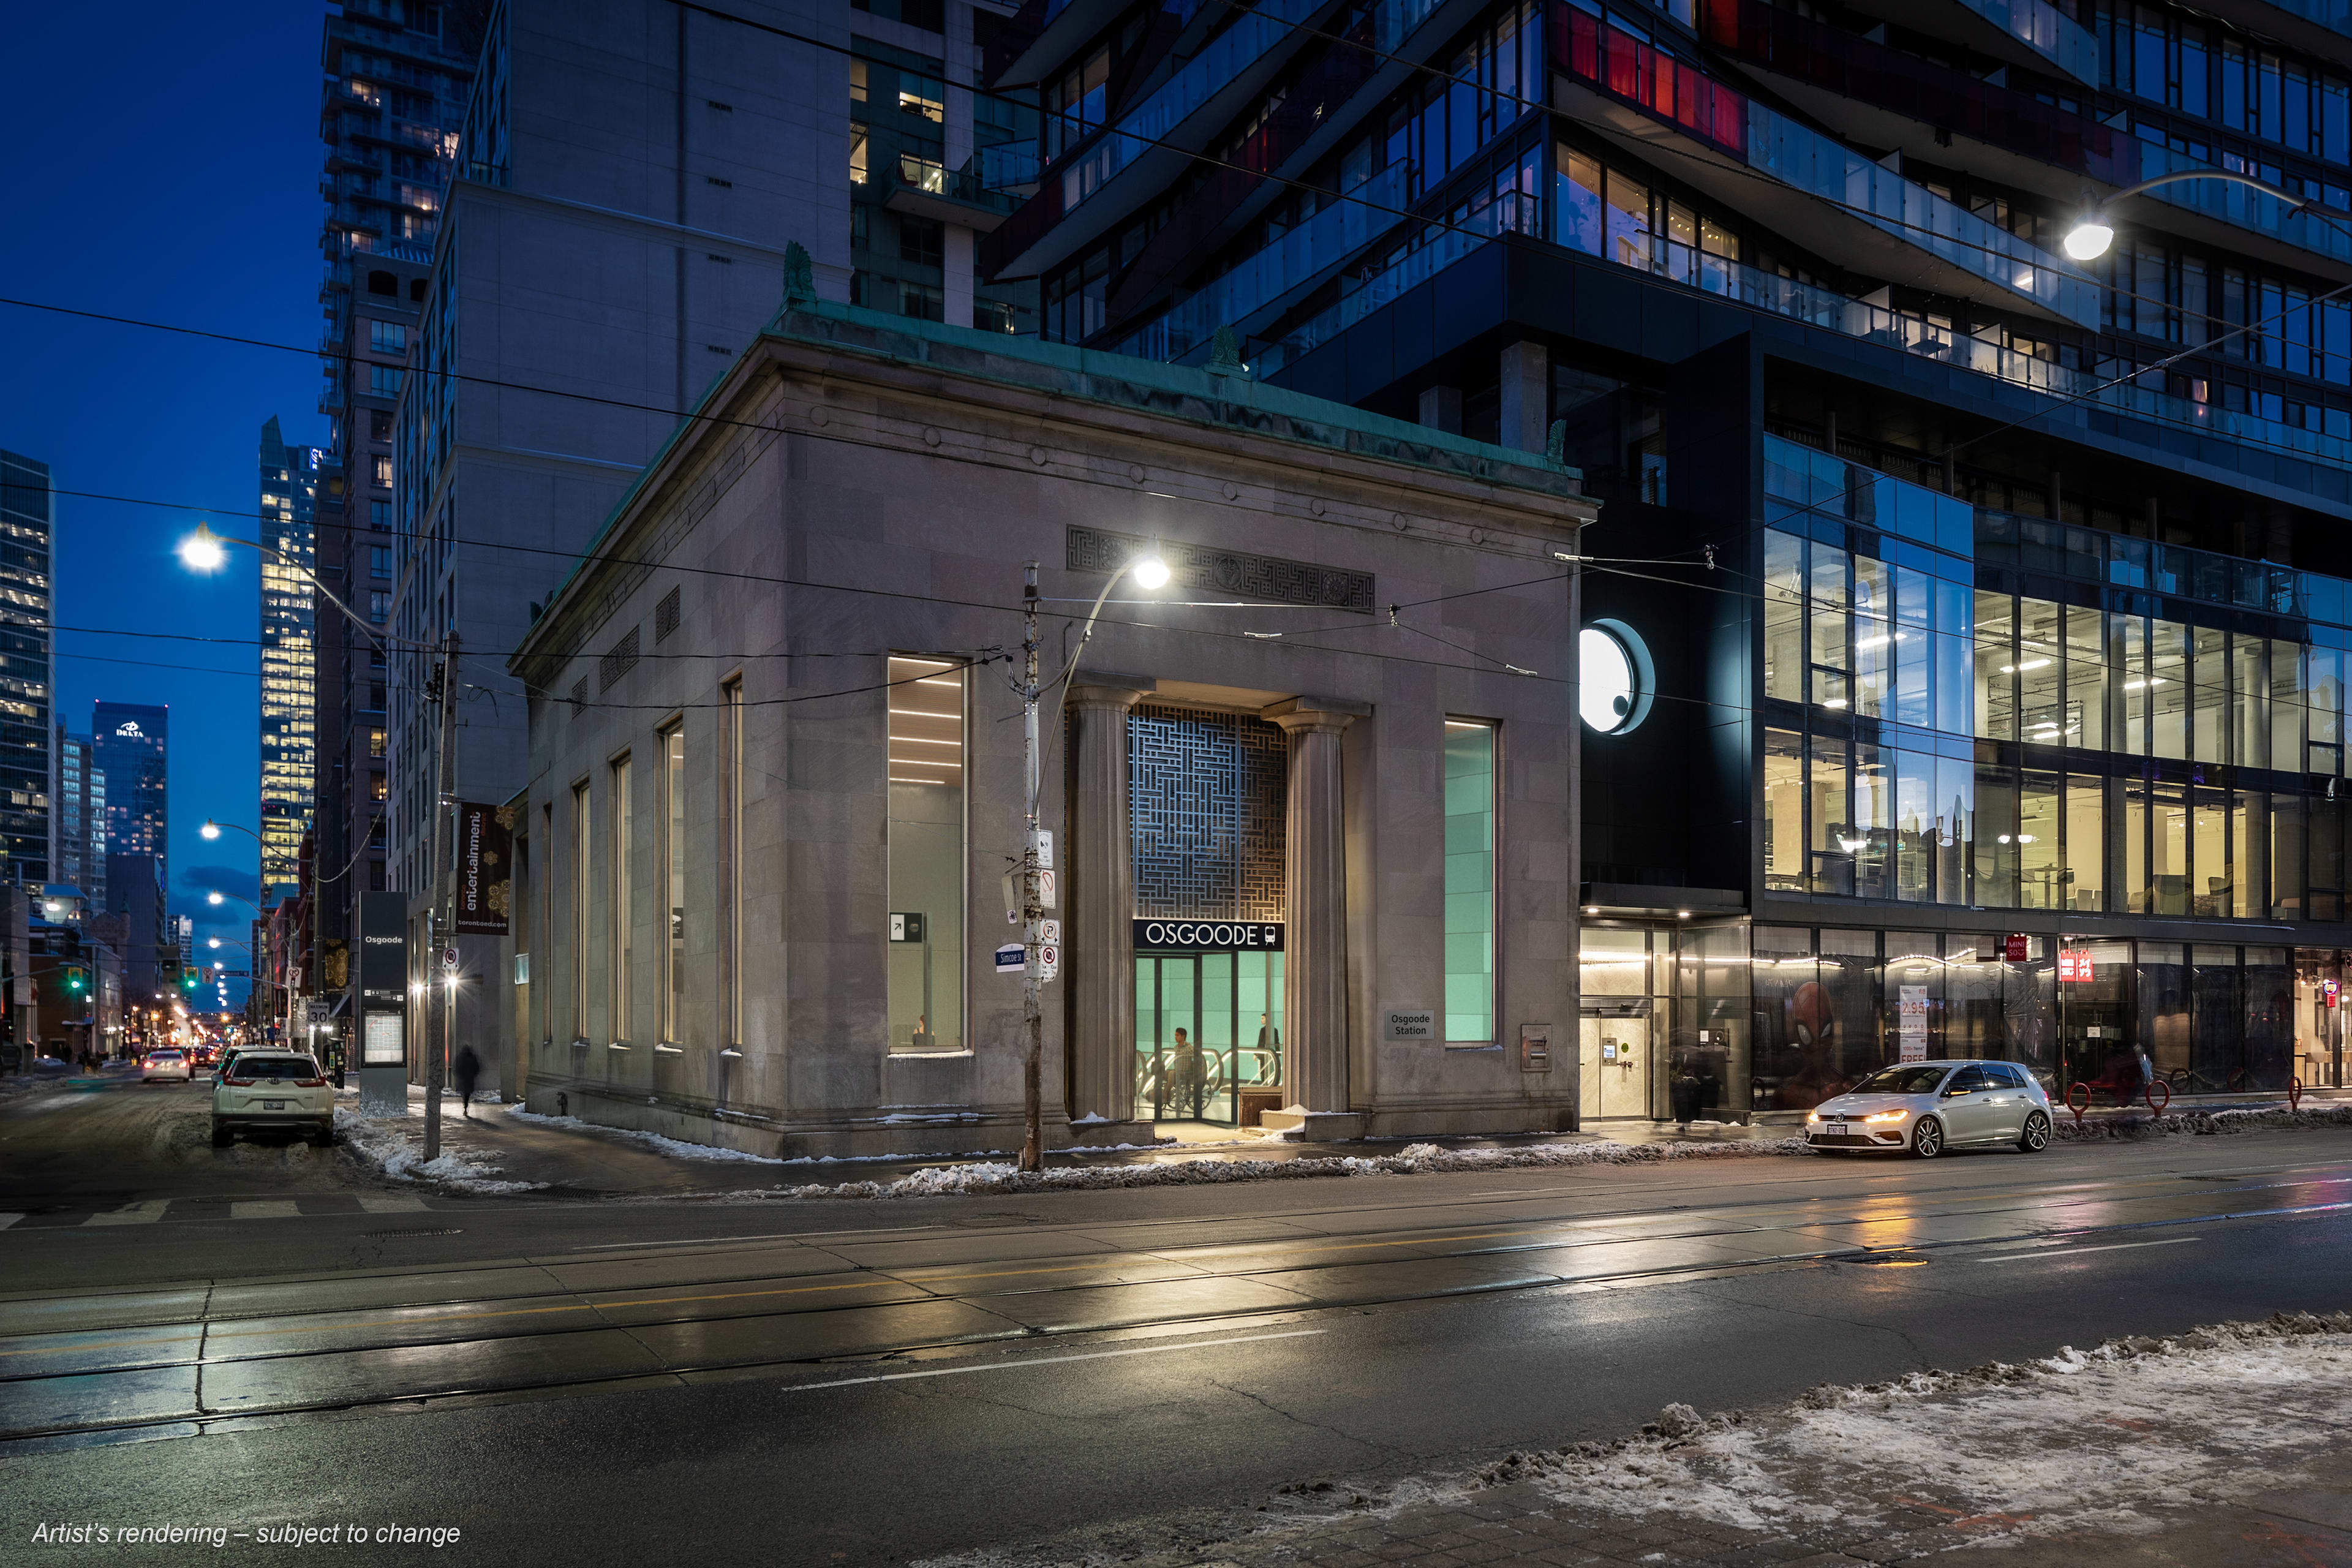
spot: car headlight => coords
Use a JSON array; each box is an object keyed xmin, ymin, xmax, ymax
[
  {"xmin": 1806, "ymin": 1110, "xmax": 1822, "ymax": 1123},
  {"xmin": 1864, "ymin": 1110, "xmax": 1909, "ymax": 1124}
]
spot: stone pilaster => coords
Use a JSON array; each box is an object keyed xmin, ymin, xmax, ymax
[
  {"xmin": 1265, "ymin": 697, "xmax": 1367, "ymax": 1125},
  {"xmin": 1066, "ymin": 682, "xmax": 1147, "ymax": 1126}
]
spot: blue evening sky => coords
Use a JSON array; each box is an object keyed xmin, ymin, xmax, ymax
[{"xmin": 2, "ymin": 4, "xmax": 334, "ymax": 1006}]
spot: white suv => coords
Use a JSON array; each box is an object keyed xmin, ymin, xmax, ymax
[{"xmin": 212, "ymin": 1052, "xmax": 334, "ymax": 1148}]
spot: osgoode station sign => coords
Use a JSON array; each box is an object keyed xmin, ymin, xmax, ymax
[{"xmin": 1133, "ymin": 920, "xmax": 1284, "ymax": 951}]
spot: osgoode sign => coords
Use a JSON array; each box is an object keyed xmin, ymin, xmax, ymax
[{"xmin": 1133, "ymin": 920, "xmax": 1284, "ymax": 951}]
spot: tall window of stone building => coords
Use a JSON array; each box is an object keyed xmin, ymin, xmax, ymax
[
  {"xmin": 886, "ymin": 656, "xmax": 964, "ymax": 1052},
  {"xmin": 611, "ymin": 755, "xmax": 633, "ymax": 1044},
  {"xmin": 571, "ymin": 782, "xmax": 590, "ymax": 1040},
  {"xmin": 1443, "ymin": 719, "xmax": 1497, "ymax": 1045},
  {"xmin": 662, "ymin": 724, "xmax": 686, "ymax": 1044},
  {"xmin": 720, "ymin": 678, "xmax": 743, "ymax": 1045}
]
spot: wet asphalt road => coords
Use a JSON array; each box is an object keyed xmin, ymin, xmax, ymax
[{"xmin": 0, "ymin": 1074, "xmax": 2346, "ymax": 1566}]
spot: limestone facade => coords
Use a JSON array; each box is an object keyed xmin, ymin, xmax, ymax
[{"xmin": 503, "ymin": 301, "xmax": 1597, "ymax": 1155}]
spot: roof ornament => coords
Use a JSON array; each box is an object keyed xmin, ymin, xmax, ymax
[
  {"xmin": 782, "ymin": 242, "xmax": 816, "ymax": 309},
  {"xmin": 1206, "ymin": 325, "xmax": 1247, "ymax": 378},
  {"xmin": 1545, "ymin": 419, "xmax": 1567, "ymax": 467}
]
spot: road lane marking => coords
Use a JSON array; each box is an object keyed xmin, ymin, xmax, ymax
[
  {"xmin": 776, "ymin": 1329, "xmax": 1327, "ymax": 1392},
  {"xmin": 1976, "ymin": 1237, "xmax": 2203, "ymax": 1262},
  {"xmin": 356, "ymin": 1196, "xmax": 429, "ymax": 1214},
  {"xmin": 85, "ymin": 1202, "xmax": 168, "ymax": 1226},
  {"xmin": 228, "ymin": 1202, "xmax": 303, "ymax": 1221},
  {"xmin": 0, "ymin": 1215, "xmax": 22, "ymax": 1231}
]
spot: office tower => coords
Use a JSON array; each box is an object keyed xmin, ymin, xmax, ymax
[
  {"xmin": 260, "ymin": 418, "xmax": 321, "ymax": 900},
  {"xmin": 310, "ymin": 0, "xmax": 483, "ymax": 1001},
  {"xmin": 987, "ymin": 0, "xmax": 2352, "ymax": 1107},
  {"xmin": 51, "ymin": 729, "xmax": 104, "ymax": 905},
  {"xmin": 386, "ymin": 0, "xmax": 1030, "ymax": 1068},
  {"xmin": 92, "ymin": 703, "xmax": 166, "ymax": 885},
  {"xmin": 0, "ymin": 450, "xmax": 53, "ymax": 891},
  {"xmin": 105, "ymin": 853, "xmax": 168, "ymax": 1008}
]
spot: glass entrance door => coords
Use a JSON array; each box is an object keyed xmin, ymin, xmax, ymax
[
  {"xmin": 1135, "ymin": 951, "xmax": 1284, "ymax": 1123},
  {"xmin": 1579, "ymin": 1014, "xmax": 1653, "ymax": 1121}
]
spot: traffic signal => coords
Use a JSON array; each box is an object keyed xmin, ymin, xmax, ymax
[{"xmin": 65, "ymin": 966, "xmax": 87, "ymax": 994}]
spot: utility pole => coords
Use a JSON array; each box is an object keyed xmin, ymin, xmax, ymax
[
  {"xmin": 421, "ymin": 630, "xmax": 461, "ymax": 1163},
  {"xmin": 1019, "ymin": 562, "xmax": 1045, "ymax": 1173}
]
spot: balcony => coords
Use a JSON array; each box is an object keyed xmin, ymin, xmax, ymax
[
  {"xmin": 1845, "ymin": 0, "xmax": 2098, "ymax": 86},
  {"xmin": 1111, "ymin": 164, "xmax": 1409, "ymax": 359},
  {"xmin": 1104, "ymin": 6, "xmax": 1396, "ymax": 328},
  {"xmin": 1263, "ymin": 225, "xmax": 2352, "ymax": 470},
  {"xmin": 1706, "ymin": 0, "xmax": 2132, "ymax": 191},
  {"xmin": 883, "ymin": 156, "xmax": 1019, "ymax": 232},
  {"xmin": 984, "ymin": 0, "xmax": 1343, "ymax": 277},
  {"xmin": 1559, "ymin": 4, "xmax": 2097, "ymax": 328}
]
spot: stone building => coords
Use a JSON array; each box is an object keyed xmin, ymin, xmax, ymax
[{"xmin": 502, "ymin": 295, "xmax": 1595, "ymax": 1155}]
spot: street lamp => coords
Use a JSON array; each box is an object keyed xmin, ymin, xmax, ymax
[
  {"xmin": 200, "ymin": 818, "xmax": 263, "ymax": 845},
  {"xmin": 2064, "ymin": 168, "xmax": 2318, "ymax": 260},
  {"xmin": 186, "ymin": 516, "xmax": 464, "ymax": 1161},
  {"xmin": 1005, "ymin": 546, "xmax": 1172, "ymax": 1172}
]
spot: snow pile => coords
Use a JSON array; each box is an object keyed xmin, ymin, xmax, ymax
[
  {"xmin": 2055, "ymin": 1099, "xmax": 2352, "ymax": 1140},
  {"xmin": 505, "ymin": 1103, "xmax": 785, "ymax": 1164},
  {"xmin": 741, "ymin": 1134, "xmax": 1815, "ymax": 1202},
  {"xmin": 334, "ymin": 1107, "xmax": 545, "ymax": 1194},
  {"xmin": 1451, "ymin": 1311, "xmax": 2352, "ymax": 1545}
]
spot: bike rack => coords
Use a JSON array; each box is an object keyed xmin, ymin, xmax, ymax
[
  {"xmin": 2067, "ymin": 1080, "xmax": 2091, "ymax": 1129},
  {"xmin": 2144, "ymin": 1079, "xmax": 2171, "ymax": 1115},
  {"xmin": 2290, "ymin": 1077, "xmax": 2304, "ymax": 1112}
]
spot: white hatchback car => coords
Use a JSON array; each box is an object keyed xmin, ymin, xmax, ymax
[
  {"xmin": 141, "ymin": 1048, "xmax": 191, "ymax": 1082},
  {"xmin": 1806, "ymin": 1059, "xmax": 2053, "ymax": 1158},
  {"xmin": 211, "ymin": 1052, "xmax": 335, "ymax": 1148}
]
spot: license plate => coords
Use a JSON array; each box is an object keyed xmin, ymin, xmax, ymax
[
  {"xmin": 1823, "ymin": 1119, "xmax": 1845, "ymax": 1131},
  {"xmin": 263, "ymin": 1099, "xmax": 285, "ymax": 1110}
]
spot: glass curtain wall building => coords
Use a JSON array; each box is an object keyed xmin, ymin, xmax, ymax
[
  {"xmin": 984, "ymin": 0, "xmax": 2352, "ymax": 1114},
  {"xmin": 0, "ymin": 450, "xmax": 52, "ymax": 892},
  {"xmin": 260, "ymin": 418, "xmax": 321, "ymax": 899}
]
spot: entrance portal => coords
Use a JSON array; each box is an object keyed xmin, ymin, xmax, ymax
[{"xmin": 1135, "ymin": 950, "xmax": 1285, "ymax": 1125}]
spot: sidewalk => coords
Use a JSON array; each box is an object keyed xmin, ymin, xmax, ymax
[
  {"xmin": 930, "ymin": 1314, "xmax": 2352, "ymax": 1568},
  {"xmin": 332, "ymin": 1086, "xmax": 2352, "ymax": 1200}
]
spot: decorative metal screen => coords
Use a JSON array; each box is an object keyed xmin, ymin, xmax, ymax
[{"xmin": 1130, "ymin": 703, "xmax": 1286, "ymax": 921}]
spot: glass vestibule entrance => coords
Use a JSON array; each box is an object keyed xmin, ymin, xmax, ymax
[{"xmin": 1135, "ymin": 951, "xmax": 1285, "ymax": 1124}]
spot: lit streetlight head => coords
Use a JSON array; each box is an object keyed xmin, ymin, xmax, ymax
[
  {"xmin": 1129, "ymin": 554, "xmax": 1171, "ymax": 590},
  {"xmin": 208, "ymin": 938, "xmax": 221, "ymax": 949},
  {"xmin": 200, "ymin": 820, "xmax": 221, "ymax": 840},
  {"xmin": 207, "ymin": 891, "xmax": 224, "ymax": 906},
  {"xmin": 178, "ymin": 525, "xmax": 228, "ymax": 573},
  {"xmin": 2062, "ymin": 215, "xmax": 2114, "ymax": 262}
]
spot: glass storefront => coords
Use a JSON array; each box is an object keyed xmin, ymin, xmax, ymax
[
  {"xmin": 1691, "ymin": 924, "xmax": 2316, "ymax": 1115},
  {"xmin": 1578, "ymin": 922, "xmax": 1752, "ymax": 1123},
  {"xmin": 1134, "ymin": 949, "xmax": 1284, "ymax": 1124}
]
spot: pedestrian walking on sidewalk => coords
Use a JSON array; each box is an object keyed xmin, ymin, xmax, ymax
[{"xmin": 453, "ymin": 1045, "xmax": 480, "ymax": 1118}]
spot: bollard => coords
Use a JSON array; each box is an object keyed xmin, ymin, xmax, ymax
[
  {"xmin": 2067, "ymin": 1080, "xmax": 2091, "ymax": 1129},
  {"xmin": 2144, "ymin": 1079, "xmax": 2171, "ymax": 1116},
  {"xmin": 2290, "ymin": 1077, "xmax": 2304, "ymax": 1112}
]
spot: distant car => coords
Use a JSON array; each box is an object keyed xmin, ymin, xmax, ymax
[
  {"xmin": 1806, "ymin": 1059, "xmax": 2052, "ymax": 1158},
  {"xmin": 188, "ymin": 1044, "xmax": 217, "ymax": 1068},
  {"xmin": 212, "ymin": 1052, "xmax": 334, "ymax": 1147},
  {"xmin": 141, "ymin": 1049, "xmax": 192, "ymax": 1083}
]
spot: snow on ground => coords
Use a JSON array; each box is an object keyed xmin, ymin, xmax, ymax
[
  {"xmin": 920, "ymin": 1312, "xmax": 2352, "ymax": 1568},
  {"xmin": 505, "ymin": 1103, "xmax": 786, "ymax": 1164},
  {"xmin": 1457, "ymin": 1312, "xmax": 2352, "ymax": 1543},
  {"xmin": 2055, "ymin": 1099, "xmax": 2352, "ymax": 1140},
  {"xmin": 333, "ymin": 1107, "xmax": 545, "ymax": 1194},
  {"xmin": 737, "ymin": 1134, "xmax": 1818, "ymax": 1202}
]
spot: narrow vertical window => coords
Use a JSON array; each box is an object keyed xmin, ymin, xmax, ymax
[
  {"xmin": 1443, "ymin": 719, "xmax": 1497, "ymax": 1046},
  {"xmin": 611, "ymin": 755, "xmax": 633, "ymax": 1044},
  {"xmin": 887, "ymin": 656, "xmax": 965, "ymax": 1052},
  {"xmin": 571, "ymin": 783, "xmax": 590, "ymax": 1039},
  {"xmin": 662, "ymin": 724, "xmax": 686, "ymax": 1044},
  {"xmin": 541, "ymin": 802, "xmax": 554, "ymax": 1039},
  {"xmin": 720, "ymin": 677, "xmax": 743, "ymax": 1046}
]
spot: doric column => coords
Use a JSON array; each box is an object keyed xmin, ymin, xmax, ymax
[
  {"xmin": 1066, "ymin": 682, "xmax": 1147, "ymax": 1123},
  {"xmin": 1265, "ymin": 698, "xmax": 1364, "ymax": 1115}
]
